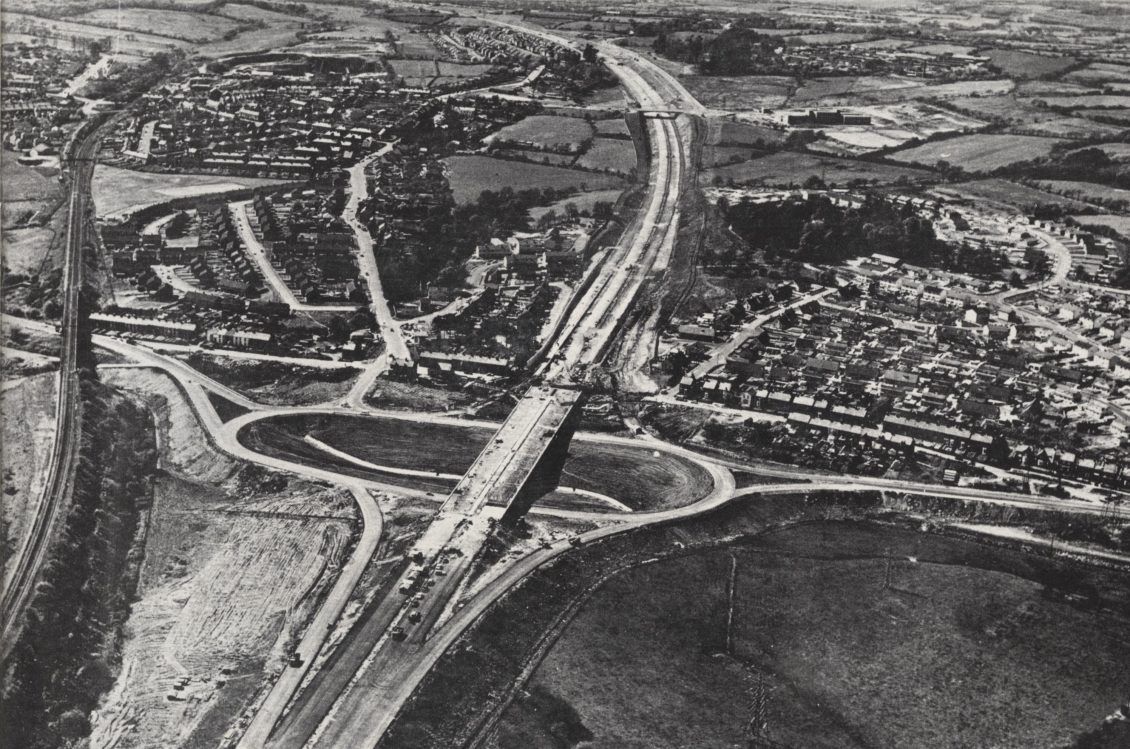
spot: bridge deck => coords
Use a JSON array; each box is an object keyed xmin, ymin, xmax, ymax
[{"xmin": 443, "ymin": 386, "xmax": 580, "ymax": 516}]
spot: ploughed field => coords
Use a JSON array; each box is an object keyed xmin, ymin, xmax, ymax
[
  {"xmin": 238, "ymin": 413, "xmax": 714, "ymax": 510},
  {"xmin": 488, "ymin": 521, "xmax": 1130, "ymax": 749}
]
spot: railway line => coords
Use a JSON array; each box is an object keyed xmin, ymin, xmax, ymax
[{"xmin": 0, "ymin": 124, "xmax": 99, "ymax": 659}]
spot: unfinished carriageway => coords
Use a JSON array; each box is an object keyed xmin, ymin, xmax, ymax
[{"xmin": 268, "ymin": 386, "xmax": 582, "ymax": 749}]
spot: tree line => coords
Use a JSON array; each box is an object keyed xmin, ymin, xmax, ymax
[{"xmin": 0, "ymin": 381, "xmax": 157, "ymax": 748}]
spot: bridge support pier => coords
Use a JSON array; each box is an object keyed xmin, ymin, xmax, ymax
[{"xmin": 499, "ymin": 398, "xmax": 582, "ymax": 526}]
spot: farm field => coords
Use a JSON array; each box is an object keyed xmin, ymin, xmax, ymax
[
  {"xmin": 908, "ymin": 43, "xmax": 975, "ymax": 56},
  {"xmin": 1064, "ymin": 62, "xmax": 1130, "ymax": 85},
  {"xmin": 216, "ymin": 2, "xmax": 306, "ymax": 24},
  {"xmin": 856, "ymin": 78, "xmax": 1015, "ymax": 105},
  {"xmin": 1077, "ymin": 108, "xmax": 1130, "ymax": 125},
  {"xmin": 91, "ymin": 165, "xmax": 289, "ymax": 220},
  {"xmin": 936, "ymin": 94, "xmax": 1055, "ymax": 124},
  {"xmin": 197, "ymin": 26, "xmax": 301, "ymax": 57},
  {"xmin": 1069, "ymin": 214, "xmax": 1130, "ymax": 238},
  {"xmin": 888, "ymin": 134, "xmax": 1065, "ymax": 171},
  {"xmin": 489, "ymin": 114, "xmax": 594, "ymax": 151},
  {"xmin": 1, "ymin": 12, "xmax": 181, "ymax": 54},
  {"xmin": 702, "ymin": 151, "xmax": 932, "ymax": 188},
  {"xmin": 435, "ymin": 61, "xmax": 496, "ymax": 77},
  {"xmin": 576, "ymin": 138, "xmax": 637, "ymax": 175},
  {"xmin": 505, "ymin": 150, "xmax": 578, "ymax": 167},
  {"xmin": 786, "ymin": 32, "xmax": 871, "ymax": 45},
  {"xmin": 528, "ymin": 187, "xmax": 625, "ymax": 223},
  {"xmin": 73, "ymin": 8, "xmax": 243, "ymax": 42},
  {"xmin": 790, "ymin": 75, "xmax": 918, "ymax": 102},
  {"xmin": 492, "ymin": 521, "xmax": 1130, "ymax": 749},
  {"xmin": 1069, "ymin": 143, "xmax": 1130, "ymax": 161},
  {"xmin": 593, "ymin": 117, "xmax": 630, "ymax": 137},
  {"xmin": 705, "ymin": 145, "xmax": 761, "ymax": 168},
  {"xmin": 1012, "ymin": 116, "xmax": 1125, "ymax": 138},
  {"xmin": 443, "ymin": 155, "xmax": 625, "ymax": 204},
  {"xmin": 1015, "ymin": 80, "xmax": 1101, "ymax": 98},
  {"xmin": 984, "ymin": 49, "xmax": 1076, "ymax": 78},
  {"xmin": 388, "ymin": 59, "xmax": 438, "ymax": 78},
  {"xmin": 933, "ymin": 179, "xmax": 1093, "ymax": 212},
  {"xmin": 2, "ymin": 150, "xmax": 59, "ymax": 205},
  {"xmin": 851, "ymin": 38, "xmax": 913, "ymax": 50},
  {"xmin": 239, "ymin": 413, "xmax": 714, "ymax": 510},
  {"xmin": 1041, "ymin": 95, "xmax": 1130, "ymax": 109},
  {"xmin": 1037, "ymin": 180, "xmax": 1130, "ymax": 206},
  {"xmin": 682, "ymin": 75, "xmax": 795, "ymax": 109},
  {"xmin": 711, "ymin": 119, "xmax": 786, "ymax": 147}
]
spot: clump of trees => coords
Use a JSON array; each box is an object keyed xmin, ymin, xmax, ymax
[
  {"xmin": 655, "ymin": 26, "xmax": 788, "ymax": 76},
  {"xmin": 720, "ymin": 193, "xmax": 1010, "ymax": 277},
  {"xmin": 378, "ymin": 185, "xmax": 580, "ymax": 302},
  {"xmin": 0, "ymin": 382, "xmax": 156, "ymax": 749}
]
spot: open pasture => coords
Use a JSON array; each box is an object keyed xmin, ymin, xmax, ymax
[
  {"xmin": 888, "ymin": 134, "xmax": 1065, "ymax": 171},
  {"xmin": 443, "ymin": 155, "xmax": 624, "ymax": 204}
]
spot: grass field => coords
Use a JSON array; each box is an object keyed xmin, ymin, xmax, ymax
[
  {"xmin": 1036, "ymin": 180, "xmax": 1130, "ymax": 203},
  {"xmin": 984, "ymin": 49, "xmax": 1076, "ymax": 78},
  {"xmin": 217, "ymin": 2, "xmax": 306, "ymax": 24},
  {"xmin": 593, "ymin": 117, "xmax": 630, "ymax": 137},
  {"xmin": 239, "ymin": 413, "xmax": 713, "ymax": 510},
  {"xmin": 1068, "ymin": 143, "xmax": 1130, "ymax": 161},
  {"xmin": 528, "ymin": 187, "xmax": 625, "ymax": 223},
  {"xmin": 2, "ymin": 150, "xmax": 60, "ymax": 203},
  {"xmin": 1064, "ymin": 62, "xmax": 1130, "ymax": 85},
  {"xmin": 814, "ymin": 79, "xmax": 1015, "ymax": 107},
  {"xmin": 576, "ymin": 138, "xmax": 637, "ymax": 175},
  {"xmin": 908, "ymin": 43, "xmax": 976, "ymax": 56},
  {"xmin": 180, "ymin": 354, "xmax": 358, "ymax": 406},
  {"xmin": 75, "ymin": 7, "xmax": 244, "ymax": 42},
  {"xmin": 91, "ymin": 165, "xmax": 288, "ymax": 219},
  {"xmin": 790, "ymin": 75, "xmax": 919, "ymax": 102},
  {"xmin": 941, "ymin": 94, "xmax": 1060, "ymax": 124},
  {"xmin": 2, "ymin": 226, "xmax": 57, "ymax": 274},
  {"xmin": 888, "ymin": 133, "xmax": 1065, "ymax": 171},
  {"xmin": 490, "ymin": 115, "xmax": 594, "ymax": 152},
  {"xmin": 851, "ymin": 38, "xmax": 914, "ymax": 50},
  {"xmin": 436, "ymin": 61, "xmax": 497, "ymax": 77},
  {"xmin": 1069, "ymin": 214, "xmax": 1130, "ymax": 238},
  {"xmin": 388, "ymin": 58, "xmax": 437, "ymax": 78},
  {"xmin": 443, "ymin": 155, "xmax": 624, "ymax": 204},
  {"xmin": 703, "ymin": 151, "xmax": 931, "ymax": 188},
  {"xmin": 1015, "ymin": 80, "xmax": 1101, "ymax": 98},
  {"xmin": 787, "ymin": 32, "xmax": 871, "ymax": 45},
  {"xmin": 682, "ymin": 75, "xmax": 794, "ymax": 109},
  {"xmin": 493, "ymin": 521, "xmax": 1130, "ymax": 749},
  {"xmin": 1078, "ymin": 108, "xmax": 1130, "ymax": 124},
  {"xmin": 711, "ymin": 120, "xmax": 786, "ymax": 147},
  {"xmin": 2, "ymin": 12, "xmax": 181, "ymax": 55},
  {"xmin": 1042, "ymin": 95, "xmax": 1130, "ymax": 109},
  {"xmin": 1012, "ymin": 116, "xmax": 1125, "ymax": 138},
  {"xmin": 705, "ymin": 145, "xmax": 761, "ymax": 168},
  {"xmin": 933, "ymin": 179, "xmax": 1093, "ymax": 212}
]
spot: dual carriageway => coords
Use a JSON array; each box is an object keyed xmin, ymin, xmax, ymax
[{"xmin": 8, "ymin": 15, "xmax": 1129, "ymax": 749}]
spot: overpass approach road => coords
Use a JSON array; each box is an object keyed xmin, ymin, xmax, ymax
[{"xmin": 261, "ymin": 18, "xmax": 695, "ymax": 749}]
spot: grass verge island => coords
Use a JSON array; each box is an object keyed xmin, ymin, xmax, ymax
[{"xmin": 237, "ymin": 413, "xmax": 714, "ymax": 511}]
